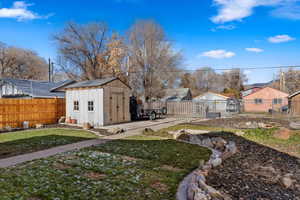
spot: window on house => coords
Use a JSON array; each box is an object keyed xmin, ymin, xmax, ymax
[
  {"xmin": 254, "ymin": 98, "xmax": 263, "ymax": 104},
  {"xmin": 88, "ymin": 101, "xmax": 94, "ymax": 111},
  {"xmin": 273, "ymin": 98, "xmax": 282, "ymax": 104},
  {"xmin": 74, "ymin": 101, "xmax": 79, "ymax": 111}
]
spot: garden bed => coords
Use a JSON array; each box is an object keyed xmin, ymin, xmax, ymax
[{"xmin": 201, "ymin": 132, "xmax": 300, "ymax": 200}]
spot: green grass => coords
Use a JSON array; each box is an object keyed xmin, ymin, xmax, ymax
[
  {"xmin": 0, "ymin": 128, "xmax": 97, "ymax": 159},
  {"xmin": 142, "ymin": 123, "xmax": 239, "ymax": 139},
  {"xmin": 243, "ymin": 128, "xmax": 300, "ymax": 157},
  {"xmin": 0, "ymin": 136, "xmax": 211, "ymax": 200}
]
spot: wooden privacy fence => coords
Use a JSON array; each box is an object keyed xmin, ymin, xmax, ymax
[
  {"xmin": 145, "ymin": 101, "xmax": 207, "ymax": 117},
  {"xmin": 0, "ymin": 98, "xmax": 65, "ymax": 129}
]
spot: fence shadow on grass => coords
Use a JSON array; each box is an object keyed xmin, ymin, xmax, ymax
[{"xmin": 0, "ymin": 135, "xmax": 92, "ymax": 159}]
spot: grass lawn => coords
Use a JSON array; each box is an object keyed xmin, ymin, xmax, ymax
[
  {"xmin": 142, "ymin": 123, "xmax": 239, "ymax": 139},
  {"xmin": 0, "ymin": 128, "xmax": 97, "ymax": 159},
  {"xmin": 243, "ymin": 128, "xmax": 300, "ymax": 158},
  {"xmin": 0, "ymin": 135, "xmax": 211, "ymax": 200}
]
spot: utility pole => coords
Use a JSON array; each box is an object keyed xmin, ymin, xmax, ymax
[{"xmin": 48, "ymin": 58, "xmax": 51, "ymax": 82}]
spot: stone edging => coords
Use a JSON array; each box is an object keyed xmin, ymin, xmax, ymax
[{"xmin": 176, "ymin": 134, "xmax": 237, "ymax": 200}]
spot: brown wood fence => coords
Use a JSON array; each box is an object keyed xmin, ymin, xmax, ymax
[{"xmin": 0, "ymin": 98, "xmax": 65, "ymax": 129}]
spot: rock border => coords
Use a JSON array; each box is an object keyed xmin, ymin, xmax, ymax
[{"xmin": 176, "ymin": 133, "xmax": 237, "ymax": 200}]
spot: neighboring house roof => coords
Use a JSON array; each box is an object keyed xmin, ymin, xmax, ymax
[
  {"xmin": 64, "ymin": 77, "xmax": 130, "ymax": 89},
  {"xmin": 244, "ymin": 80, "xmax": 276, "ymax": 90},
  {"xmin": 50, "ymin": 80, "xmax": 76, "ymax": 92},
  {"xmin": 243, "ymin": 87, "xmax": 289, "ymax": 99},
  {"xmin": 0, "ymin": 78, "xmax": 69, "ymax": 98},
  {"xmin": 162, "ymin": 88, "xmax": 191, "ymax": 101},
  {"xmin": 288, "ymin": 90, "xmax": 300, "ymax": 99},
  {"xmin": 193, "ymin": 92, "xmax": 229, "ymax": 101}
]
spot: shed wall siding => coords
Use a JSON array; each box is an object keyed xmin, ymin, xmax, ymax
[
  {"xmin": 66, "ymin": 88, "xmax": 104, "ymax": 127},
  {"xmin": 103, "ymin": 80, "xmax": 131, "ymax": 125}
]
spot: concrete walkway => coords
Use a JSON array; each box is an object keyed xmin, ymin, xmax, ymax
[{"xmin": 0, "ymin": 118, "xmax": 186, "ymax": 168}]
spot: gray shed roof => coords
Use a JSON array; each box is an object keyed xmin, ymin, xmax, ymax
[
  {"xmin": 1, "ymin": 78, "xmax": 69, "ymax": 98},
  {"xmin": 162, "ymin": 88, "xmax": 191, "ymax": 101},
  {"xmin": 64, "ymin": 77, "xmax": 126, "ymax": 89}
]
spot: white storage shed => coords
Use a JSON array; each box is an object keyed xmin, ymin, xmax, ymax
[{"xmin": 64, "ymin": 77, "xmax": 131, "ymax": 127}]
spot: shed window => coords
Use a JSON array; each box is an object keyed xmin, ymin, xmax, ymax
[
  {"xmin": 254, "ymin": 98, "xmax": 263, "ymax": 104},
  {"xmin": 273, "ymin": 98, "xmax": 282, "ymax": 104},
  {"xmin": 88, "ymin": 101, "xmax": 94, "ymax": 112},
  {"xmin": 74, "ymin": 101, "xmax": 79, "ymax": 111}
]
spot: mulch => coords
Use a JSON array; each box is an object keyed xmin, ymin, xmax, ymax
[{"xmin": 201, "ymin": 132, "xmax": 300, "ymax": 200}]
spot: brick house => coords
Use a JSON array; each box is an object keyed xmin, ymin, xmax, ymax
[{"xmin": 243, "ymin": 87, "xmax": 288, "ymax": 113}]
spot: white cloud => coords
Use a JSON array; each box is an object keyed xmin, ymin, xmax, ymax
[
  {"xmin": 244, "ymin": 70, "xmax": 252, "ymax": 75},
  {"xmin": 211, "ymin": 24, "xmax": 236, "ymax": 32},
  {"xmin": 201, "ymin": 49, "xmax": 235, "ymax": 59},
  {"xmin": 211, "ymin": 0, "xmax": 300, "ymax": 24},
  {"xmin": 0, "ymin": 1, "xmax": 51, "ymax": 21},
  {"xmin": 271, "ymin": 3, "xmax": 300, "ymax": 19},
  {"xmin": 245, "ymin": 48, "xmax": 264, "ymax": 52},
  {"xmin": 268, "ymin": 34, "xmax": 295, "ymax": 43}
]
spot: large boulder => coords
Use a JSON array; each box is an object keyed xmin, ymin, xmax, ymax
[{"xmin": 211, "ymin": 137, "xmax": 227, "ymax": 151}]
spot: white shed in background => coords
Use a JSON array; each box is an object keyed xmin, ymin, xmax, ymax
[
  {"xmin": 193, "ymin": 92, "xmax": 229, "ymax": 113},
  {"xmin": 64, "ymin": 77, "xmax": 131, "ymax": 127}
]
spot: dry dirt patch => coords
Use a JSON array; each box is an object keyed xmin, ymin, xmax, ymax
[
  {"xmin": 150, "ymin": 181, "xmax": 169, "ymax": 193},
  {"xmin": 84, "ymin": 172, "xmax": 107, "ymax": 180},
  {"xmin": 53, "ymin": 162, "xmax": 72, "ymax": 170},
  {"xmin": 160, "ymin": 165, "xmax": 183, "ymax": 172},
  {"xmin": 273, "ymin": 128, "xmax": 293, "ymax": 140}
]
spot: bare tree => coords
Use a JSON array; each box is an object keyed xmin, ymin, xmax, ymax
[
  {"xmin": 283, "ymin": 68, "xmax": 300, "ymax": 93},
  {"xmin": 54, "ymin": 22, "xmax": 127, "ymax": 80},
  {"xmin": 222, "ymin": 68, "xmax": 247, "ymax": 92},
  {"xmin": 0, "ymin": 42, "xmax": 48, "ymax": 80},
  {"xmin": 127, "ymin": 20, "xmax": 182, "ymax": 101},
  {"xmin": 193, "ymin": 67, "xmax": 225, "ymax": 93}
]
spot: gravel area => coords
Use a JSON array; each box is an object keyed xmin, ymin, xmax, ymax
[{"xmin": 200, "ymin": 132, "xmax": 300, "ymax": 200}]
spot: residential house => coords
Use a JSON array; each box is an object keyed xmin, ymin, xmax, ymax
[
  {"xmin": 162, "ymin": 88, "xmax": 192, "ymax": 102},
  {"xmin": 243, "ymin": 87, "xmax": 288, "ymax": 112},
  {"xmin": 64, "ymin": 77, "xmax": 131, "ymax": 127},
  {"xmin": 288, "ymin": 90, "xmax": 300, "ymax": 116},
  {"xmin": 0, "ymin": 78, "xmax": 74, "ymax": 99},
  {"xmin": 193, "ymin": 92, "xmax": 240, "ymax": 114}
]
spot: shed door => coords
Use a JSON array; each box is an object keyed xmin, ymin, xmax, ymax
[{"xmin": 111, "ymin": 92, "xmax": 124, "ymax": 124}]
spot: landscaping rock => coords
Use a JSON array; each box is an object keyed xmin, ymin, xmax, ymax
[
  {"xmin": 280, "ymin": 174, "xmax": 294, "ymax": 188},
  {"xmin": 290, "ymin": 121, "xmax": 300, "ymax": 130},
  {"xmin": 5, "ymin": 126, "xmax": 12, "ymax": 132},
  {"xmin": 58, "ymin": 116, "xmax": 66, "ymax": 123},
  {"xmin": 177, "ymin": 132, "xmax": 191, "ymax": 142},
  {"xmin": 210, "ymin": 158, "xmax": 222, "ymax": 168},
  {"xmin": 35, "ymin": 124, "xmax": 44, "ymax": 129},
  {"xmin": 201, "ymin": 138, "xmax": 213, "ymax": 148},
  {"xmin": 110, "ymin": 128, "xmax": 125, "ymax": 135},
  {"xmin": 234, "ymin": 131, "xmax": 245, "ymax": 136},
  {"xmin": 83, "ymin": 122, "xmax": 92, "ymax": 130},
  {"xmin": 194, "ymin": 190, "xmax": 210, "ymax": 200},
  {"xmin": 211, "ymin": 137, "xmax": 227, "ymax": 151}
]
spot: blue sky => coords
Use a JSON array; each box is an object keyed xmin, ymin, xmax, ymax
[{"xmin": 0, "ymin": 0, "xmax": 299, "ymax": 83}]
